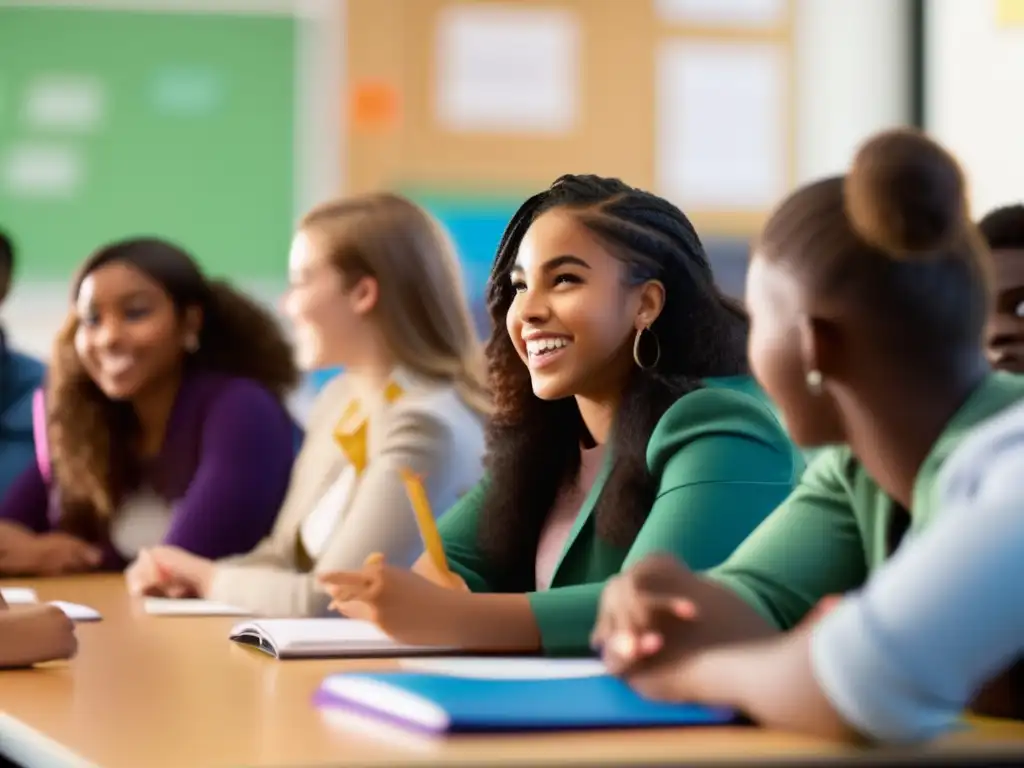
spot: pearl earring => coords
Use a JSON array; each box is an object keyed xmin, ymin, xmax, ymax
[{"xmin": 806, "ymin": 369, "xmax": 824, "ymax": 396}]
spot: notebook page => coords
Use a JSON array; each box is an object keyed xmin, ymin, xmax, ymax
[
  {"xmin": 399, "ymin": 657, "xmax": 607, "ymax": 679},
  {"xmin": 246, "ymin": 619, "xmax": 391, "ymax": 653},
  {"xmin": 0, "ymin": 587, "xmax": 38, "ymax": 605},
  {"xmin": 144, "ymin": 598, "xmax": 252, "ymax": 616},
  {"xmin": 230, "ymin": 619, "xmax": 455, "ymax": 656}
]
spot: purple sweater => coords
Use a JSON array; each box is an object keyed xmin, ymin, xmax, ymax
[{"xmin": 0, "ymin": 370, "xmax": 298, "ymax": 570}]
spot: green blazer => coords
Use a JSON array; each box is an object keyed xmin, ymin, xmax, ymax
[
  {"xmin": 436, "ymin": 376, "xmax": 803, "ymax": 655},
  {"xmin": 708, "ymin": 370, "xmax": 1024, "ymax": 632}
]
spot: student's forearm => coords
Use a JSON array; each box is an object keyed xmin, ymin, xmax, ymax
[
  {"xmin": 0, "ymin": 523, "xmax": 39, "ymax": 576},
  {"xmin": 0, "ymin": 608, "xmax": 75, "ymax": 668},
  {"xmin": 680, "ymin": 631, "xmax": 861, "ymax": 743},
  {"xmin": 450, "ymin": 593, "xmax": 543, "ymax": 652}
]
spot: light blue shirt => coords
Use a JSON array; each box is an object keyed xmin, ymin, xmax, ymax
[{"xmin": 810, "ymin": 398, "xmax": 1024, "ymax": 744}]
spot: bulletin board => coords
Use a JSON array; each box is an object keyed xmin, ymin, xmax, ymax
[
  {"xmin": 652, "ymin": 0, "xmax": 796, "ymax": 237},
  {"xmin": 345, "ymin": 0, "xmax": 796, "ymax": 240},
  {"xmin": 0, "ymin": 7, "xmax": 296, "ymax": 282}
]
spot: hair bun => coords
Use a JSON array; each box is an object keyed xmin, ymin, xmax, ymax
[{"xmin": 843, "ymin": 128, "xmax": 967, "ymax": 258}]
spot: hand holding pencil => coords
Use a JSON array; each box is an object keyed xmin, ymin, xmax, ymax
[{"xmin": 318, "ymin": 468, "xmax": 469, "ymax": 645}]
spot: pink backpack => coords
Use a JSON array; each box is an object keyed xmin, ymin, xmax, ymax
[{"xmin": 32, "ymin": 388, "xmax": 51, "ymax": 483}]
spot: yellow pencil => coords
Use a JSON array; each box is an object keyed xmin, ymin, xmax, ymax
[{"xmin": 399, "ymin": 468, "xmax": 452, "ymax": 581}]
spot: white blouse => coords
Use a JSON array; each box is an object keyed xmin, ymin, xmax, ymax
[{"xmin": 298, "ymin": 465, "xmax": 357, "ymax": 560}]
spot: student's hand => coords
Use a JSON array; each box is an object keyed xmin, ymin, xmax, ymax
[
  {"xmin": 0, "ymin": 523, "xmax": 99, "ymax": 576},
  {"xmin": 319, "ymin": 556, "xmax": 470, "ymax": 647},
  {"xmin": 592, "ymin": 554, "xmax": 701, "ymax": 675},
  {"xmin": 800, "ymin": 594, "xmax": 844, "ymax": 627},
  {"xmin": 0, "ymin": 604, "xmax": 78, "ymax": 668},
  {"xmin": 23, "ymin": 533, "xmax": 102, "ymax": 576},
  {"xmin": 125, "ymin": 547, "xmax": 213, "ymax": 598},
  {"xmin": 125, "ymin": 549, "xmax": 170, "ymax": 596}
]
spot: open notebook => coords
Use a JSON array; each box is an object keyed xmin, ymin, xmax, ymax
[{"xmin": 228, "ymin": 619, "xmax": 458, "ymax": 659}]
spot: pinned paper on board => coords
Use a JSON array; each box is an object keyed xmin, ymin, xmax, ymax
[
  {"xmin": 997, "ymin": 0, "xmax": 1024, "ymax": 26},
  {"xmin": 435, "ymin": 4, "xmax": 579, "ymax": 134},
  {"xmin": 655, "ymin": 0, "xmax": 788, "ymax": 28},
  {"xmin": 351, "ymin": 79, "xmax": 401, "ymax": 134},
  {"xmin": 655, "ymin": 41, "xmax": 787, "ymax": 211},
  {"xmin": 151, "ymin": 66, "xmax": 224, "ymax": 117},
  {"xmin": 2, "ymin": 143, "xmax": 84, "ymax": 199},
  {"xmin": 23, "ymin": 74, "xmax": 105, "ymax": 132}
]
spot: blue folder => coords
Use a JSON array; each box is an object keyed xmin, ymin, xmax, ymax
[{"xmin": 314, "ymin": 671, "xmax": 737, "ymax": 734}]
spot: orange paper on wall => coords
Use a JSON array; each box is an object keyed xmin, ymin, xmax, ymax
[{"xmin": 351, "ymin": 79, "xmax": 400, "ymax": 133}]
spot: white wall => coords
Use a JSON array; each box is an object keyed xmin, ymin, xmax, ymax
[
  {"xmin": 926, "ymin": 0, "xmax": 1024, "ymax": 217},
  {"xmin": 794, "ymin": 0, "xmax": 912, "ymax": 183}
]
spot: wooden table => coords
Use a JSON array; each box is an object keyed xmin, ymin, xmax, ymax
[{"xmin": 0, "ymin": 576, "xmax": 1021, "ymax": 768}]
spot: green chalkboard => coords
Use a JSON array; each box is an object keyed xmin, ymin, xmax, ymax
[{"xmin": 0, "ymin": 7, "xmax": 295, "ymax": 281}]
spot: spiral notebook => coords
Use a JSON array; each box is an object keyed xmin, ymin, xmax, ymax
[{"xmin": 315, "ymin": 670, "xmax": 737, "ymax": 734}]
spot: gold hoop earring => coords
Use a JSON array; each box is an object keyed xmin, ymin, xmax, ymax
[
  {"xmin": 806, "ymin": 369, "xmax": 823, "ymax": 396},
  {"xmin": 633, "ymin": 326, "xmax": 661, "ymax": 371}
]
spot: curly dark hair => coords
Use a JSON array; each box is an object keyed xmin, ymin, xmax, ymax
[
  {"xmin": 47, "ymin": 237, "xmax": 298, "ymax": 537},
  {"xmin": 978, "ymin": 203, "xmax": 1024, "ymax": 252},
  {"xmin": 478, "ymin": 174, "xmax": 749, "ymax": 591}
]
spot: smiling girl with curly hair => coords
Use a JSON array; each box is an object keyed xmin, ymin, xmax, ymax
[{"xmin": 0, "ymin": 237, "xmax": 299, "ymax": 576}]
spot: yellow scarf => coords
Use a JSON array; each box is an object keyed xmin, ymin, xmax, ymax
[{"xmin": 332, "ymin": 379, "xmax": 404, "ymax": 474}]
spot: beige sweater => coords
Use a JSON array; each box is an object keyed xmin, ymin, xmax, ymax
[{"xmin": 207, "ymin": 370, "xmax": 486, "ymax": 617}]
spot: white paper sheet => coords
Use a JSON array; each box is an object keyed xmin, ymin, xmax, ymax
[
  {"xmin": 144, "ymin": 598, "xmax": 252, "ymax": 616},
  {"xmin": 2, "ymin": 143, "xmax": 83, "ymax": 199},
  {"xmin": 49, "ymin": 601, "xmax": 102, "ymax": 622},
  {"xmin": 23, "ymin": 74, "xmax": 105, "ymax": 131},
  {"xmin": 656, "ymin": 40, "xmax": 788, "ymax": 210},
  {"xmin": 399, "ymin": 656, "xmax": 607, "ymax": 680},
  {"xmin": 655, "ymin": 0, "xmax": 787, "ymax": 27},
  {"xmin": 0, "ymin": 587, "xmax": 38, "ymax": 605},
  {"xmin": 435, "ymin": 5, "xmax": 579, "ymax": 134}
]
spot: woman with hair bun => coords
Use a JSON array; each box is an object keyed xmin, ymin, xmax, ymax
[
  {"xmin": 0, "ymin": 238, "xmax": 299, "ymax": 576},
  {"xmin": 593, "ymin": 130, "xmax": 1024, "ymax": 743}
]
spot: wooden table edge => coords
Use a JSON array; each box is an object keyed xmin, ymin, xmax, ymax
[{"xmin": 0, "ymin": 713, "xmax": 98, "ymax": 768}]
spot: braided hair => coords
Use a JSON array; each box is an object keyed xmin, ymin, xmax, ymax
[{"xmin": 479, "ymin": 174, "xmax": 748, "ymax": 590}]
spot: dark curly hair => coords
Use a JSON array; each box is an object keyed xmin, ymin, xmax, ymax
[
  {"xmin": 478, "ymin": 174, "xmax": 749, "ymax": 591},
  {"xmin": 978, "ymin": 203, "xmax": 1024, "ymax": 252},
  {"xmin": 47, "ymin": 237, "xmax": 298, "ymax": 537}
]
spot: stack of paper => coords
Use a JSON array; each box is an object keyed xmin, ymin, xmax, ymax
[{"xmin": 143, "ymin": 598, "xmax": 252, "ymax": 616}]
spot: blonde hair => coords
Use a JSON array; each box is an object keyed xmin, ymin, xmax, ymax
[{"xmin": 300, "ymin": 193, "xmax": 491, "ymax": 415}]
